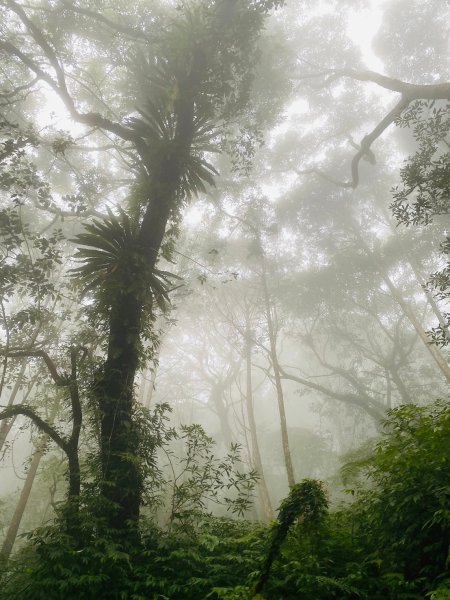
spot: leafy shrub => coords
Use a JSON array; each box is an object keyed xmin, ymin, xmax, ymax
[{"xmin": 352, "ymin": 400, "xmax": 450, "ymax": 586}]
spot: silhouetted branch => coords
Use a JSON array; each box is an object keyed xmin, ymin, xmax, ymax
[
  {"xmin": 277, "ymin": 365, "xmax": 385, "ymax": 421},
  {"xmin": 0, "ymin": 404, "xmax": 69, "ymax": 453},
  {"xmin": 0, "ymin": 349, "xmax": 67, "ymax": 386},
  {"xmin": 296, "ymin": 68, "xmax": 450, "ymax": 187},
  {"xmin": 0, "ymin": 4, "xmax": 144, "ymax": 147},
  {"xmin": 0, "ymin": 76, "xmax": 39, "ymax": 101},
  {"xmin": 60, "ymin": 0, "xmax": 149, "ymax": 41},
  {"xmin": 295, "ymin": 168, "xmax": 353, "ymax": 188}
]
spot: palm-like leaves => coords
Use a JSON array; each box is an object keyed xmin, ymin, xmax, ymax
[
  {"xmin": 71, "ymin": 208, "xmax": 136, "ymax": 294},
  {"xmin": 128, "ymin": 44, "xmax": 220, "ymax": 202},
  {"xmin": 71, "ymin": 210, "xmax": 179, "ymax": 312},
  {"xmin": 128, "ymin": 100, "xmax": 219, "ymax": 199}
]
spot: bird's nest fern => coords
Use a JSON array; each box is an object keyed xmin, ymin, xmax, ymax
[{"xmin": 71, "ymin": 209, "xmax": 180, "ymax": 314}]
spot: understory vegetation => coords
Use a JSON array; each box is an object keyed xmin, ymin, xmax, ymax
[{"xmin": 0, "ymin": 400, "xmax": 448, "ymax": 599}]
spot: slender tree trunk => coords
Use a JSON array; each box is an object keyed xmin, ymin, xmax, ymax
[
  {"xmin": 139, "ymin": 319, "xmax": 166, "ymax": 409},
  {"xmin": 356, "ymin": 233, "xmax": 450, "ymax": 384},
  {"xmin": 261, "ymin": 259, "xmax": 295, "ymax": 487},
  {"xmin": 0, "ymin": 439, "xmax": 47, "ymax": 559},
  {"xmin": 384, "ymin": 369, "xmax": 392, "ymax": 409},
  {"xmin": 139, "ymin": 367, "xmax": 158, "ymax": 410},
  {"xmin": 210, "ymin": 381, "xmax": 234, "ymax": 449},
  {"xmin": 382, "ymin": 272, "xmax": 450, "ymax": 383},
  {"xmin": 0, "ymin": 319, "xmax": 44, "ymax": 451},
  {"xmin": 0, "ymin": 390, "xmax": 77, "ymax": 557},
  {"xmin": 0, "ymin": 362, "xmax": 33, "ymax": 453},
  {"xmin": 388, "ymin": 364, "xmax": 412, "ymax": 405},
  {"xmin": 244, "ymin": 319, "xmax": 273, "ymax": 522},
  {"xmin": 379, "ymin": 200, "xmax": 450, "ymax": 338}
]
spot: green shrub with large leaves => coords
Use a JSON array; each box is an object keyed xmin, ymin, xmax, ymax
[
  {"xmin": 349, "ymin": 399, "xmax": 450, "ymax": 596},
  {"xmin": 1, "ymin": 401, "xmax": 448, "ymax": 599}
]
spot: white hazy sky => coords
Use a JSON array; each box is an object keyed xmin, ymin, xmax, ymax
[{"xmin": 347, "ymin": 0, "xmax": 385, "ymax": 72}]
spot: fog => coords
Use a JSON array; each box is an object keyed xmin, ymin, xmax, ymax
[{"xmin": 0, "ymin": 0, "xmax": 449, "ymax": 597}]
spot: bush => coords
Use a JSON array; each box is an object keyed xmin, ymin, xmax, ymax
[{"xmin": 351, "ymin": 400, "xmax": 450, "ymax": 594}]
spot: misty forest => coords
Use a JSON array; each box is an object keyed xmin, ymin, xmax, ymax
[{"xmin": 0, "ymin": 0, "xmax": 449, "ymax": 598}]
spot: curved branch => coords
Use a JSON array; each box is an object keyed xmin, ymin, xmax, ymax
[
  {"xmin": 295, "ymin": 168, "xmax": 353, "ymax": 188},
  {"xmin": 60, "ymin": 1, "xmax": 149, "ymax": 41},
  {"xmin": 278, "ymin": 365, "xmax": 385, "ymax": 422},
  {"xmin": 297, "ymin": 68, "xmax": 450, "ymax": 188},
  {"xmin": 350, "ymin": 96, "xmax": 410, "ymax": 188},
  {"xmin": 326, "ymin": 70, "xmax": 450, "ymax": 100},
  {"xmin": 0, "ymin": 76, "xmax": 39, "ymax": 100},
  {"xmin": 6, "ymin": 0, "xmax": 70, "ymax": 96},
  {"xmin": 0, "ymin": 404, "xmax": 69, "ymax": 454},
  {"xmin": 69, "ymin": 347, "xmax": 83, "ymax": 449},
  {"xmin": 0, "ymin": 36, "xmax": 141, "ymax": 146},
  {"xmin": 0, "ymin": 349, "xmax": 67, "ymax": 386}
]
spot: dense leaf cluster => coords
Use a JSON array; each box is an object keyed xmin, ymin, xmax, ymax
[{"xmin": 1, "ymin": 400, "xmax": 448, "ymax": 599}]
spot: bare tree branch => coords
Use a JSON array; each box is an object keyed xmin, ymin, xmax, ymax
[
  {"xmin": 0, "ymin": 404, "xmax": 69, "ymax": 454},
  {"xmin": 295, "ymin": 168, "xmax": 353, "ymax": 188},
  {"xmin": 326, "ymin": 70, "xmax": 450, "ymax": 100},
  {"xmin": 0, "ymin": 349, "xmax": 67, "ymax": 386},
  {"xmin": 277, "ymin": 364, "xmax": 385, "ymax": 421},
  {"xmin": 60, "ymin": 0, "xmax": 149, "ymax": 41},
  {"xmin": 0, "ymin": 76, "xmax": 39, "ymax": 100},
  {"xmin": 0, "ymin": 4, "xmax": 144, "ymax": 147},
  {"xmin": 350, "ymin": 96, "xmax": 410, "ymax": 188},
  {"xmin": 296, "ymin": 68, "xmax": 450, "ymax": 187}
]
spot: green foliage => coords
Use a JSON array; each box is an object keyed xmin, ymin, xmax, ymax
[
  {"xmin": 135, "ymin": 517, "xmax": 266, "ymax": 600},
  {"xmin": 391, "ymin": 99, "xmax": 450, "ymax": 346},
  {"xmin": 163, "ymin": 424, "xmax": 259, "ymax": 531},
  {"xmin": 0, "ymin": 206, "xmax": 63, "ymax": 306},
  {"xmin": 2, "ymin": 416, "xmax": 448, "ymax": 600},
  {"xmin": 255, "ymin": 479, "xmax": 329, "ymax": 595},
  {"xmin": 0, "ymin": 486, "xmax": 263, "ymax": 600},
  {"xmin": 0, "ymin": 404, "xmax": 261, "ymax": 599},
  {"xmin": 351, "ymin": 400, "xmax": 450, "ymax": 587},
  {"xmin": 391, "ymin": 100, "xmax": 450, "ymax": 227},
  {"xmin": 71, "ymin": 208, "xmax": 182, "ymax": 331}
]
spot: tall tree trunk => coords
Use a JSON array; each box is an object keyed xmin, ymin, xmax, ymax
[
  {"xmin": 356, "ymin": 233, "xmax": 450, "ymax": 384},
  {"xmin": 97, "ymin": 285, "xmax": 144, "ymax": 533},
  {"xmin": 381, "ymin": 268, "xmax": 450, "ymax": 383},
  {"xmin": 210, "ymin": 381, "xmax": 234, "ymax": 449},
  {"xmin": 97, "ymin": 147, "xmax": 189, "ymax": 535},
  {"xmin": 261, "ymin": 259, "xmax": 296, "ymax": 487},
  {"xmin": 244, "ymin": 319, "xmax": 273, "ymax": 522},
  {"xmin": 0, "ymin": 439, "xmax": 47, "ymax": 559}
]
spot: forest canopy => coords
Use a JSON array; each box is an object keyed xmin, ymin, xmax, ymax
[{"xmin": 0, "ymin": 1, "xmax": 449, "ymax": 599}]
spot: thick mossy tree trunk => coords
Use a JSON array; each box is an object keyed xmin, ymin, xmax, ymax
[
  {"xmin": 69, "ymin": 0, "xmax": 285, "ymax": 540},
  {"xmin": 96, "ymin": 120, "xmax": 194, "ymax": 535},
  {"xmin": 97, "ymin": 288, "xmax": 143, "ymax": 530},
  {"xmin": 1, "ymin": 0, "xmax": 285, "ymax": 546}
]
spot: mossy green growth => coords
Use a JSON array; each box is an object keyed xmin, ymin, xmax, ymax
[{"xmin": 254, "ymin": 479, "xmax": 328, "ymax": 595}]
